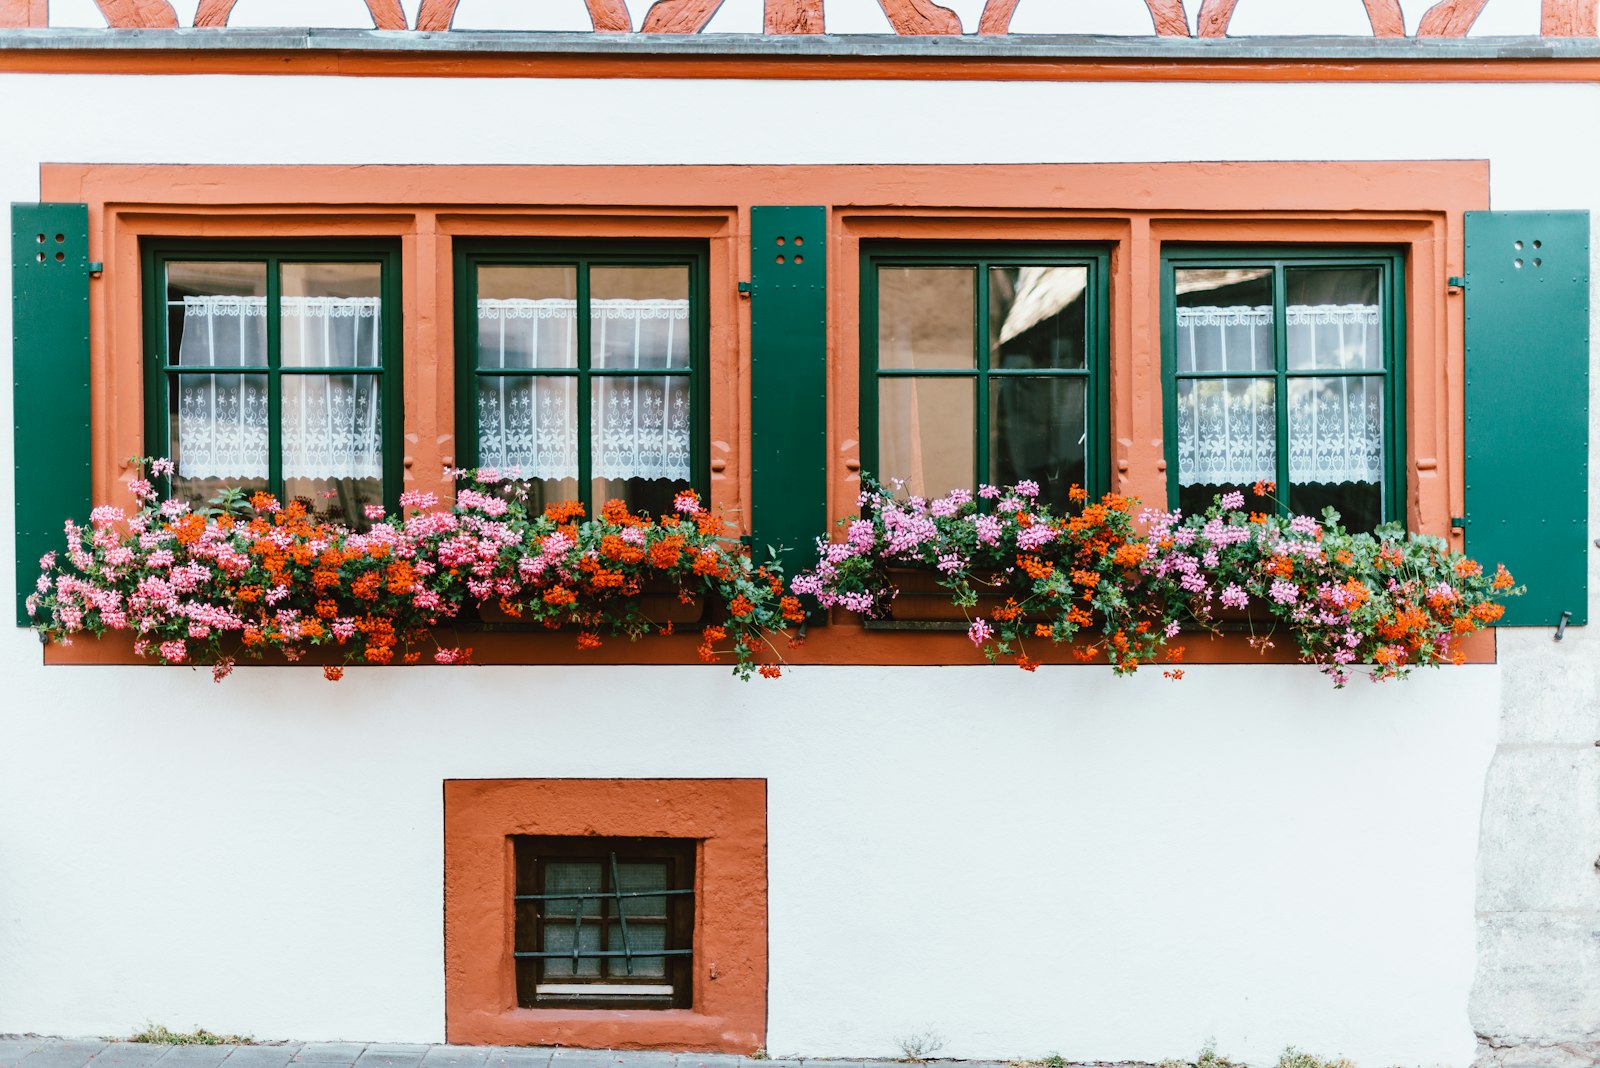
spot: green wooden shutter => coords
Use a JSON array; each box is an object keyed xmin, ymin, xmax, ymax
[
  {"xmin": 1464, "ymin": 209, "xmax": 1590, "ymax": 626},
  {"xmin": 11, "ymin": 203, "xmax": 93, "ymax": 626},
  {"xmin": 749, "ymin": 206, "xmax": 826, "ymax": 614}
]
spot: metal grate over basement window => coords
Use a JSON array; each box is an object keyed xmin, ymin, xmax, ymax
[{"xmin": 512, "ymin": 836, "xmax": 696, "ymax": 1010}]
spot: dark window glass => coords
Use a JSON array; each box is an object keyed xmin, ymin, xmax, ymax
[
  {"xmin": 153, "ymin": 248, "xmax": 397, "ymax": 528},
  {"xmin": 866, "ymin": 250, "xmax": 1107, "ymax": 510},
  {"xmin": 1168, "ymin": 253, "xmax": 1399, "ymax": 530}
]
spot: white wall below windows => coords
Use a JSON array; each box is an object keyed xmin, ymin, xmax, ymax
[
  {"xmin": 0, "ymin": 71, "xmax": 1597, "ymax": 1068},
  {"xmin": 0, "ymin": 650, "xmax": 1498, "ymax": 1066}
]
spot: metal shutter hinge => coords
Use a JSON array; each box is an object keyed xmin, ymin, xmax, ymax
[
  {"xmin": 737, "ymin": 281, "xmax": 753, "ymax": 299},
  {"xmin": 1448, "ymin": 276, "xmax": 1467, "ymax": 292}
]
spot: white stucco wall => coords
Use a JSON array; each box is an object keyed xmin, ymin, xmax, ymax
[{"xmin": 1, "ymin": 72, "xmax": 1594, "ymax": 1066}]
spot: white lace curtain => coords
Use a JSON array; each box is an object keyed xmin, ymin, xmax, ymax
[
  {"xmin": 1175, "ymin": 303, "xmax": 1384, "ymax": 487},
  {"xmin": 476, "ymin": 298, "xmax": 691, "ymax": 482},
  {"xmin": 174, "ymin": 295, "xmax": 383, "ymax": 481}
]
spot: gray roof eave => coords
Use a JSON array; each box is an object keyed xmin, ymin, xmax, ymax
[{"xmin": 0, "ymin": 27, "xmax": 1591, "ymax": 62}]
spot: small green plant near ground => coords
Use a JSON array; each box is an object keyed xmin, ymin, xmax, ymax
[
  {"xmin": 895, "ymin": 1029, "xmax": 947, "ymax": 1063},
  {"xmin": 1007, "ymin": 1053, "xmax": 1067, "ymax": 1068},
  {"xmin": 749, "ymin": 1050, "xmax": 769, "ymax": 1062},
  {"xmin": 1158, "ymin": 1045, "xmax": 1356, "ymax": 1068},
  {"xmin": 118, "ymin": 1024, "xmax": 253, "ymax": 1046},
  {"xmin": 1276, "ymin": 1048, "xmax": 1356, "ymax": 1068}
]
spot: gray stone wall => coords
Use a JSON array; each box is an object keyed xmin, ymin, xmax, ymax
[{"xmin": 1471, "ymin": 628, "xmax": 1600, "ymax": 1067}]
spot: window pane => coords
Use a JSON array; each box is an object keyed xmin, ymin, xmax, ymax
[
  {"xmin": 877, "ymin": 267, "xmax": 975, "ymax": 370},
  {"xmin": 989, "ymin": 266, "xmax": 1088, "ymax": 370},
  {"xmin": 478, "ymin": 376, "xmax": 579, "ymax": 502},
  {"xmin": 606, "ymin": 923, "xmax": 667, "ymax": 978},
  {"xmin": 878, "ymin": 377, "xmax": 974, "ymax": 499},
  {"xmin": 543, "ymin": 862, "xmax": 604, "ymax": 919},
  {"xmin": 616, "ymin": 862, "xmax": 669, "ymax": 920},
  {"xmin": 591, "ymin": 266, "xmax": 691, "ymax": 370},
  {"xmin": 1176, "ymin": 377, "xmax": 1277, "ymax": 491},
  {"xmin": 167, "ymin": 261, "xmax": 267, "ymax": 368},
  {"xmin": 1288, "ymin": 375, "xmax": 1384, "ymax": 530},
  {"xmin": 1174, "ymin": 267, "xmax": 1273, "ymax": 373},
  {"xmin": 541, "ymin": 923, "xmax": 602, "ymax": 979},
  {"xmin": 1287, "ymin": 267, "xmax": 1382, "ymax": 370},
  {"xmin": 990, "ymin": 377, "xmax": 1086, "ymax": 509},
  {"xmin": 170, "ymin": 371, "xmax": 270, "ymax": 506},
  {"xmin": 281, "ymin": 374, "xmax": 382, "ymax": 528},
  {"xmin": 591, "ymin": 376, "xmax": 691, "ymax": 516},
  {"xmin": 281, "ymin": 263, "xmax": 383, "ymax": 369},
  {"xmin": 478, "ymin": 266, "xmax": 578, "ymax": 370}
]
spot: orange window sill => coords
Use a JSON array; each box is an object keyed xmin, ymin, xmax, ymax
[{"xmin": 35, "ymin": 621, "xmax": 1495, "ymax": 668}]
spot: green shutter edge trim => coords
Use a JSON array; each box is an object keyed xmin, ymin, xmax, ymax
[
  {"xmin": 858, "ymin": 242, "xmax": 1112, "ymax": 503},
  {"xmin": 751, "ymin": 206, "xmax": 827, "ymax": 615},
  {"xmin": 12, "ymin": 203, "xmax": 93, "ymax": 627},
  {"xmin": 451, "ymin": 240, "xmax": 711, "ymax": 514},
  {"xmin": 141, "ymin": 240, "xmax": 405, "ymax": 518},
  {"xmin": 1158, "ymin": 245, "xmax": 1408, "ymax": 526},
  {"xmin": 1463, "ymin": 210, "xmax": 1590, "ymax": 627}
]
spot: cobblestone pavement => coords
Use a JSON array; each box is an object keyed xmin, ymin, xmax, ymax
[{"xmin": 0, "ymin": 1041, "xmax": 1067, "ymax": 1068}]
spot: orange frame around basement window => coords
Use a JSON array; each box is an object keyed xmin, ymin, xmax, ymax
[
  {"xmin": 38, "ymin": 160, "xmax": 1493, "ymax": 667},
  {"xmin": 442, "ymin": 778, "xmax": 767, "ymax": 1051}
]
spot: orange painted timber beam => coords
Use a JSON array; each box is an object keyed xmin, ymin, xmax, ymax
[
  {"xmin": 1416, "ymin": 0, "xmax": 1489, "ymax": 35},
  {"xmin": 0, "ymin": 0, "xmax": 46, "ymax": 27},
  {"xmin": 977, "ymin": 0, "xmax": 1018, "ymax": 34},
  {"xmin": 1145, "ymin": 0, "xmax": 1190, "ymax": 36},
  {"xmin": 876, "ymin": 0, "xmax": 962, "ymax": 33},
  {"xmin": 1543, "ymin": 0, "xmax": 1599, "ymax": 34},
  {"xmin": 1363, "ymin": 0, "xmax": 1408, "ymax": 35},
  {"xmin": 1196, "ymin": 0, "xmax": 1239, "ymax": 37},
  {"xmin": 640, "ymin": 0, "xmax": 727, "ymax": 32},
  {"xmin": 92, "ymin": 0, "xmax": 178, "ymax": 27},
  {"xmin": 766, "ymin": 0, "xmax": 824, "ymax": 33},
  {"xmin": 364, "ymin": 0, "xmax": 407, "ymax": 29}
]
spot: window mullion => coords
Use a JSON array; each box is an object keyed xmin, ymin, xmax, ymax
[
  {"xmin": 974, "ymin": 264, "xmax": 990, "ymax": 491},
  {"xmin": 1271, "ymin": 262, "xmax": 1290, "ymax": 515},
  {"xmin": 576, "ymin": 262, "xmax": 593, "ymax": 512},
  {"xmin": 266, "ymin": 257, "xmax": 283, "ymax": 500}
]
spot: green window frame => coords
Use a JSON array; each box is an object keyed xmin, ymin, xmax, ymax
[
  {"xmin": 141, "ymin": 240, "xmax": 404, "ymax": 523},
  {"xmin": 859, "ymin": 243, "xmax": 1112, "ymax": 508},
  {"xmin": 453, "ymin": 240, "xmax": 710, "ymax": 514},
  {"xmin": 1160, "ymin": 246, "xmax": 1406, "ymax": 529}
]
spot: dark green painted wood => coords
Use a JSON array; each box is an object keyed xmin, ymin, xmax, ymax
[
  {"xmin": 12, "ymin": 203, "xmax": 92, "ymax": 625},
  {"xmin": 859, "ymin": 243, "xmax": 1111, "ymax": 502},
  {"xmin": 142, "ymin": 241, "xmax": 405, "ymax": 518},
  {"xmin": 1464, "ymin": 210, "xmax": 1590, "ymax": 626},
  {"xmin": 750, "ymin": 206, "xmax": 827, "ymax": 605},
  {"xmin": 1159, "ymin": 246, "xmax": 1406, "ymax": 525},
  {"xmin": 451, "ymin": 240, "xmax": 709, "ymax": 513}
]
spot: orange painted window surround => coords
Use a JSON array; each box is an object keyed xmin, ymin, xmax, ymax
[
  {"xmin": 443, "ymin": 779, "xmax": 767, "ymax": 1051},
  {"xmin": 38, "ymin": 160, "xmax": 1493, "ymax": 667}
]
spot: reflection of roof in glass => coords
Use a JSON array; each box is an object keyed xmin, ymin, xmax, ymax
[
  {"xmin": 1174, "ymin": 267, "xmax": 1271, "ymax": 297},
  {"xmin": 997, "ymin": 266, "xmax": 1086, "ymax": 345}
]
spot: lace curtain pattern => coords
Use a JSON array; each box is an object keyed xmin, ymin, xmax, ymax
[
  {"xmin": 175, "ymin": 295, "xmax": 383, "ymax": 481},
  {"xmin": 1175, "ymin": 303, "xmax": 1384, "ymax": 487},
  {"xmin": 476, "ymin": 298, "xmax": 692, "ymax": 482}
]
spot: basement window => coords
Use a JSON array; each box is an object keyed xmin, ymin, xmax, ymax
[{"xmin": 513, "ymin": 836, "xmax": 696, "ymax": 1010}]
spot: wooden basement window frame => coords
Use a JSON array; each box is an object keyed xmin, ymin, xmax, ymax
[
  {"xmin": 140, "ymin": 239, "xmax": 405, "ymax": 519},
  {"xmin": 512, "ymin": 835, "xmax": 696, "ymax": 1010},
  {"xmin": 858, "ymin": 241, "xmax": 1113, "ymax": 504},
  {"xmin": 37, "ymin": 160, "xmax": 1493, "ymax": 667},
  {"xmin": 451, "ymin": 239, "xmax": 712, "ymax": 514}
]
